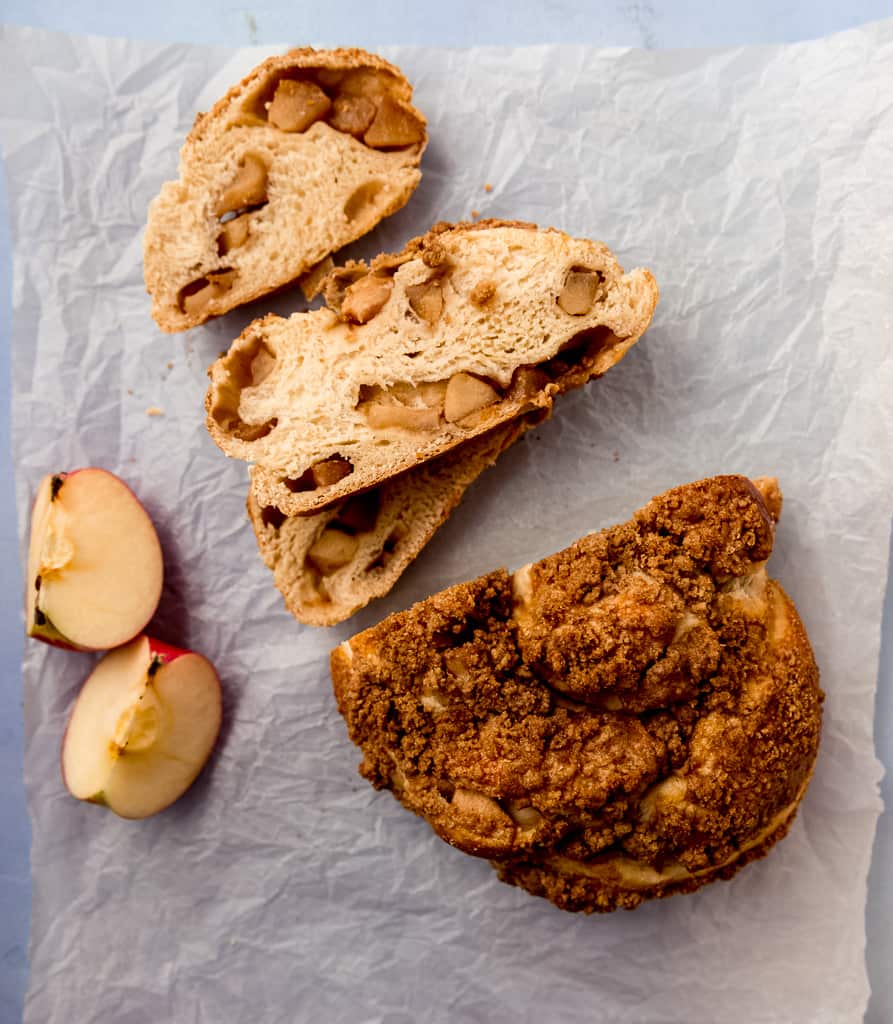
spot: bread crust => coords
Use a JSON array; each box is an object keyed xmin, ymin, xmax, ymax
[
  {"xmin": 330, "ymin": 475, "xmax": 823, "ymax": 912},
  {"xmin": 247, "ymin": 418, "xmax": 533, "ymax": 626},
  {"xmin": 207, "ymin": 221, "xmax": 658, "ymax": 516},
  {"xmin": 144, "ymin": 48, "xmax": 427, "ymax": 332}
]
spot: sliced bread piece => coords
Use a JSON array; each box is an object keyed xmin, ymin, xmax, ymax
[
  {"xmin": 330, "ymin": 475, "xmax": 822, "ymax": 912},
  {"xmin": 247, "ymin": 418, "xmax": 532, "ymax": 626},
  {"xmin": 206, "ymin": 220, "xmax": 659, "ymax": 516},
  {"xmin": 144, "ymin": 48, "xmax": 427, "ymax": 332}
]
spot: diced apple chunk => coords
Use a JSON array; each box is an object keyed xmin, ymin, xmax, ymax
[{"xmin": 444, "ymin": 373, "xmax": 501, "ymax": 423}]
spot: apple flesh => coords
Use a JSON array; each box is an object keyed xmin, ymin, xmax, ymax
[
  {"xmin": 26, "ymin": 469, "xmax": 163, "ymax": 650},
  {"xmin": 61, "ymin": 635, "xmax": 222, "ymax": 819}
]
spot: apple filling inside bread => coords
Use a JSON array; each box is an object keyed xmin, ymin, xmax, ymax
[
  {"xmin": 257, "ymin": 487, "xmax": 404, "ymax": 610},
  {"xmin": 236, "ymin": 66, "xmax": 426, "ymax": 150},
  {"xmin": 206, "ymin": 222, "xmax": 659, "ymax": 516}
]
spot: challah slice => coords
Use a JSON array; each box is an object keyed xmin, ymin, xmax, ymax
[
  {"xmin": 330, "ymin": 475, "xmax": 822, "ymax": 913},
  {"xmin": 206, "ymin": 220, "xmax": 659, "ymax": 516},
  {"xmin": 247, "ymin": 418, "xmax": 531, "ymax": 626},
  {"xmin": 144, "ymin": 48, "xmax": 427, "ymax": 332}
]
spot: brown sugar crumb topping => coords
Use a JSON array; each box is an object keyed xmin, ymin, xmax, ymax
[{"xmin": 330, "ymin": 475, "xmax": 823, "ymax": 912}]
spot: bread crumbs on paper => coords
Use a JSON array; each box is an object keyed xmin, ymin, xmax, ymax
[
  {"xmin": 484, "ymin": 183, "xmax": 493, "ymax": 193},
  {"xmin": 145, "ymin": 406, "xmax": 164, "ymax": 417}
]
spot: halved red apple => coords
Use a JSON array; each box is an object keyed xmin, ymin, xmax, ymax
[
  {"xmin": 61, "ymin": 635, "xmax": 222, "ymax": 819},
  {"xmin": 26, "ymin": 468, "xmax": 163, "ymax": 650}
]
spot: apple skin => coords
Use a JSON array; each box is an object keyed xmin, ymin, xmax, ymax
[
  {"xmin": 61, "ymin": 635, "xmax": 223, "ymax": 820},
  {"xmin": 146, "ymin": 637, "xmax": 189, "ymax": 665},
  {"xmin": 26, "ymin": 468, "xmax": 164, "ymax": 651}
]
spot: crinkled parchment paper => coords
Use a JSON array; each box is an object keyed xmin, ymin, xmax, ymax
[{"xmin": 2, "ymin": 21, "xmax": 892, "ymax": 1024}]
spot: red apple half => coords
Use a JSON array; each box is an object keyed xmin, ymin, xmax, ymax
[
  {"xmin": 26, "ymin": 468, "xmax": 164, "ymax": 650},
  {"xmin": 61, "ymin": 635, "xmax": 222, "ymax": 819}
]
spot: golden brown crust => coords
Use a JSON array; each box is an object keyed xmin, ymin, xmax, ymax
[
  {"xmin": 330, "ymin": 475, "xmax": 823, "ymax": 912},
  {"xmin": 752, "ymin": 475, "xmax": 783, "ymax": 523}
]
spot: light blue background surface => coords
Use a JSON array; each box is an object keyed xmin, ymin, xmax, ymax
[{"xmin": 1, "ymin": 3, "xmax": 891, "ymax": 1022}]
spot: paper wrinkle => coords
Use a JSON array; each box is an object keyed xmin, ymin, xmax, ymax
[{"xmin": 2, "ymin": 21, "xmax": 892, "ymax": 1024}]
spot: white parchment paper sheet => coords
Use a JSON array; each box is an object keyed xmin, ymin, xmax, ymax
[{"xmin": 2, "ymin": 21, "xmax": 892, "ymax": 1024}]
